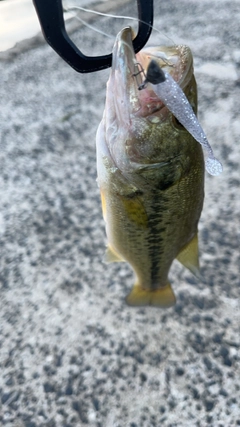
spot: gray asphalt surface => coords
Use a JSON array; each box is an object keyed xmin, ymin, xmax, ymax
[{"xmin": 0, "ymin": 0, "xmax": 239, "ymax": 426}]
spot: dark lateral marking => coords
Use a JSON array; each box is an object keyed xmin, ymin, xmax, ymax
[
  {"xmin": 146, "ymin": 60, "xmax": 166, "ymax": 85},
  {"xmin": 147, "ymin": 193, "xmax": 169, "ymax": 289}
]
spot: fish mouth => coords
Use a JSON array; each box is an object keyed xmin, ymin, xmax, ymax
[{"xmin": 109, "ymin": 27, "xmax": 194, "ymax": 120}]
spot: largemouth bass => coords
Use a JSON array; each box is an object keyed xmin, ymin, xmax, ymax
[{"xmin": 96, "ymin": 27, "xmax": 205, "ymax": 308}]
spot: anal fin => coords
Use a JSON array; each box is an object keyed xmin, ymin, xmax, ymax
[
  {"xmin": 104, "ymin": 245, "xmax": 125, "ymax": 263},
  {"xmin": 177, "ymin": 233, "xmax": 201, "ymax": 279},
  {"xmin": 126, "ymin": 282, "xmax": 176, "ymax": 308}
]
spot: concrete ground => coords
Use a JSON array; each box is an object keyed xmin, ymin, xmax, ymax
[{"xmin": 0, "ymin": 0, "xmax": 239, "ymax": 426}]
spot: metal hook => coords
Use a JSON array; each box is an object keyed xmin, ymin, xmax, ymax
[{"xmin": 32, "ymin": 0, "xmax": 153, "ymax": 73}]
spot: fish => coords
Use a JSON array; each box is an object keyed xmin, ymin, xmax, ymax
[{"xmin": 96, "ymin": 27, "xmax": 205, "ymax": 308}]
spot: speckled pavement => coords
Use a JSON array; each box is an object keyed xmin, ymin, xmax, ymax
[{"xmin": 0, "ymin": 0, "xmax": 239, "ymax": 426}]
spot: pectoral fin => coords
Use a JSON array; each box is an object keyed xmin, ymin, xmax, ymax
[
  {"xmin": 120, "ymin": 195, "xmax": 148, "ymax": 228},
  {"xmin": 126, "ymin": 282, "xmax": 176, "ymax": 308},
  {"xmin": 177, "ymin": 233, "xmax": 201, "ymax": 279},
  {"xmin": 104, "ymin": 245, "xmax": 125, "ymax": 263},
  {"xmin": 100, "ymin": 190, "xmax": 107, "ymax": 221}
]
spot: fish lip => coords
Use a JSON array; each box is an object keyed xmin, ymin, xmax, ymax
[
  {"xmin": 112, "ymin": 26, "xmax": 136, "ymax": 76},
  {"xmin": 103, "ymin": 27, "xmax": 139, "ymax": 172},
  {"xmin": 110, "ymin": 27, "xmax": 141, "ymax": 120}
]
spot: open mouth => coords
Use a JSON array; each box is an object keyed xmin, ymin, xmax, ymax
[
  {"xmin": 136, "ymin": 45, "xmax": 193, "ymax": 87},
  {"xmin": 112, "ymin": 27, "xmax": 194, "ymax": 118},
  {"xmin": 135, "ymin": 45, "xmax": 194, "ymax": 117}
]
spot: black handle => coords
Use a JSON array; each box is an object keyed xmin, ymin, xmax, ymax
[{"xmin": 32, "ymin": 0, "xmax": 153, "ymax": 73}]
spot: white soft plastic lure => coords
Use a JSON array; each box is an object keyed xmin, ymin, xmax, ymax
[{"xmin": 141, "ymin": 60, "xmax": 223, "ymax": 176}]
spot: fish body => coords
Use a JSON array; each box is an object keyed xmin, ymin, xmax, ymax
[{"xmin": 96, "ymin": 27, "xmax": 204, "ymax": 307}]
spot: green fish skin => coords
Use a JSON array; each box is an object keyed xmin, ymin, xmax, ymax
[{"xmin": 96, "ymin": 27, "xmax": 204, "ymax": 308}]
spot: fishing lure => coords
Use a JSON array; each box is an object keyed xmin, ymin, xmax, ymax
[{"xmin": 139, "ymin": 59, "xmax": 223, "ymax": 176}]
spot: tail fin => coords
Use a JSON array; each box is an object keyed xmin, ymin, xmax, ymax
[{"xmin": 125, "ymin": 282, "xmax": 176, "ymax": 308}]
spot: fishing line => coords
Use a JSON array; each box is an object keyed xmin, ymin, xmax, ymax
[
  {"xmin": 64, "ymin": 3, "xmax": 176, "ymax": 46},
  {"xmin": 68, "ymin": 13, "xmax": 113, "ymax": 39}
]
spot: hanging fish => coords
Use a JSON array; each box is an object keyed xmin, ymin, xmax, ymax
[{"xmin": 96, "ymin": 27, "xmax": 222, "ymax": 307}]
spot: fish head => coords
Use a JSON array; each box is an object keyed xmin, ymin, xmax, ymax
[{"xmin": 103, "ymin": 27, "xmax": 197, "ymax": 172}]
